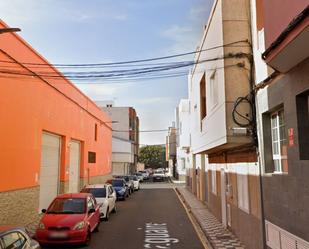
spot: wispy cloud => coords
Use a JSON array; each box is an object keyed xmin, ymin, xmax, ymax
[
  {"xmin": 134, "ymin": 97, "xmax": 175, "ymax": 105},
  {"xmin": 189, "ymin": 2, "xmax": 213, "ymax": 22},
  {"xmin": 0, "ymin": 0, "xmax": 128, "ymax": 26},
  {"xmin": 77, "ymin": 83, "xmax": 129, "ymax": 101}
]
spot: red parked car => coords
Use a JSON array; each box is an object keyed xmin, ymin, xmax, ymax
[{"xmin": 35, "ymin": 193, "xmax": 100, "ymax": 246}]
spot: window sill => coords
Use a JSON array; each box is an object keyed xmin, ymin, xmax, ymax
[{"xmin": 266, "ymin": 172, "xmax": 288, "ymax": 176}]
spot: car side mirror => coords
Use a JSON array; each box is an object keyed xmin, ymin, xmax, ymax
[
  {"xmin": 88, "ymin": 208, "xmax": 95, "ymax": 214},
  {"xmin": 41, "ymin": 209, "xmax": 46, "ymax": 213}
]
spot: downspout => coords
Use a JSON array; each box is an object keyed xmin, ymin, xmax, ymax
[{"xmin": 247, "ymin": 0, "xmax": 266, "ymax": 248}]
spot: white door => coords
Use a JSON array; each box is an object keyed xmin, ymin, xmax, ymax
[
  {"xmin": 69, "ymin": 140, "xmax": 81, "ymax": 193},
  {"xmin": 39, "ymin": 132, "xmax": 61, "ymax": 211},
  {"xmin": 221, "ymin": 168, "xmax": 227, "ymax": 227}
]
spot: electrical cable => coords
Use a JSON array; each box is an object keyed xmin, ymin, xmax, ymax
[{"xmin": 0, "ymin": 39, "xmax": 249, "ymax": 67}]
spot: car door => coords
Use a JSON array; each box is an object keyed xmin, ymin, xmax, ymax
[
  {"xmin": 107, "ymin": 186, "xmax": 115, "ymax": 210},
  {"xmin": 87, "ymin": 197, "xmax": 98, "ymax": 231}
]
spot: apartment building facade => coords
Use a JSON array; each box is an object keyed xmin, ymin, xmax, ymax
[
  {"xmin": 166, "ymin": 126, "xmax": 177, "ymax": 177},
  {"xmin": 186, "ymin": 1, "xmax": 263, "ymax": 248},
  {"xmin": 0, "ymin": 21, "xmax": 112, "ymax": 226},
  {"xmin": 175, "ymin": 99, "xmax": 191, "ymax": 181},
  {"xmin": 252, "ymin": 1, "xmax": 309, "ymax": 248},
  {"xmin": 98, "ymin": 103, "xmax": 139, "ymax": 175}
]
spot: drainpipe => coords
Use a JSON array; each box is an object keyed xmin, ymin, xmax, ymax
[{"xmin": 247, "ymin": 0, "xmax": 266, "ymax": 248}]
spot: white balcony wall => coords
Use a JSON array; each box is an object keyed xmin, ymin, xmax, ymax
[{"xmin": 189, "ymin": 0, "xmax": 227, "ymax": 154}]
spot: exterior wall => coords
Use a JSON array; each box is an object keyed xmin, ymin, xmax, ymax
[
  {"xmin": 189, "ymin": 0, "xmax": 226, "ymax": 154},
  {"xmin": 263, "ymin": 0, "xmax": 308, "ymax": 48},
  {"xmin": 261, "ymin": 57, "xmax": 309, "ymax": 243},
  {"xmin": 112, "ymin": 162, "xmax": 130, "ymax": 176},
  {"xmin": 0, "ymin": 187, "xmax": 40, "ymax": 227},
  {"xmin": 189, "ymin": 0, "xmax": 252, "ymax": 155},
  {"xmin": 207, "ymin": 154, "xmax": 263, "ymax": 249},
  {"xmin": 101, "ymin": 106, "xmax": 139, "ymax": 173},
  {"xmin": 0, "ymin": 21, "xmax": 112, "ymax": 226},
  {"xmin": 102, "ymin": 107, "xmax": 130, "ymax": 141}
]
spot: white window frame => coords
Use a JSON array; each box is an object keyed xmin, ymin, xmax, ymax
[
  {"xmin": 237, "ymin": 173, "xmax": 249, "ymax": 213},
  {"xmin": 211, "ymin": 170, "xmax": 217, "ymax": 195},
  {"xmin": 209, "ymin": 70, "xmax": 218, "ymax": 108},
  {"xmin": 270, "ymin": 109, "xmax": 287, "ymax": 173}
]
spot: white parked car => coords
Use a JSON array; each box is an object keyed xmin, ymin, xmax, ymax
[
  {"xmin": 135, "ymin": 172, "xmax": 144, "ymax": 182},
  {"xmin": 129, "ymin": 175, "xmax": 140, "ymax": 190},
  {"xmin": 139, "ymin": 170, "xmax": 149, "ymax": 180},
  {"xmin": 153, "ymin": 169, "xmax": 165, "ymax": 182},
  {"xmin": 81, "ymin": 184, "xmax": 116, "ymax": 221}
]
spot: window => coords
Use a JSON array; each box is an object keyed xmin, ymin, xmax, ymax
[
  {"xmin": 88, "ymin": 151, "xmax": 96, "ymax": 163},
  {"xmin": 94, "ymin": 124, "xmax": 98, "ymax": 141},
  {"xmin": 211, "ymin": 170, "xmax": 217, "ymax": 195},
  {"xmin": 2, "ymin": 232, "xmax": 27, "ymax": 249},
  {"xmin": 108, "ymin": 187, "xmax": 113, "ymax": 195},
  {"xmin": 271, "ymin": 110, "xmax": 288, "ymax": 173},
  {"xmin": 87, "ymin": 198, "xmax": 95, "ymax": 210},
  {"xmin": 210, "ymin": 71, "xmax": 218, "ymax": 108},
  {"xmin": 296, "ymin": 92, "xmax": 309, "ymax": 160},
  {"xmin": 200, "ymin": 74, "xmax": 207, "ymax": 121},
  {"xmin": 237, "ymin": 173, "xmax": 249, "ymax": 213}
]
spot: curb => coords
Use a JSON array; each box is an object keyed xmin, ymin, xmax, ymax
[{"xmin": 175, "ymin": 187, "xmax": 214, "ymax": 249}]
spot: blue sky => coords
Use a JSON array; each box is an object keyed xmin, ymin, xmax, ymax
[{"xmin": 0, "ymin": 0, "xmax": 213, "ymax": 145}]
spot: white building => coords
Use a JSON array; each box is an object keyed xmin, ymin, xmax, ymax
[
  {"xmin": 96, "ymin": 102, "xmax": 139, "ymax": 175},
  {"xmin": 175, "ymin": 99, "xmax": 191, "ymax": 181}
]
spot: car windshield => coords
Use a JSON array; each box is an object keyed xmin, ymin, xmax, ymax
[
  {"xmin": 81, "ymin": 188, "xmax": 106, "ymax": 198},
  {"xmin": 112, "ymin": 180, "xmax": 124, "ymax": 187},
  {"xmin": 129, "ymin": 176, "xmax": 138, "ymax": 181},
  {"xmin": 47, "ymin": 198, "xmax": 86, "ymax": 214},
  {"xmin": 156, "ymin": 170, "xmax": 164, "ymax": 174},
  {"xmin": 136, "ymin": 173, "xmax": 142, "ymax": 176},
  {"xmin": 124, "ymin": 176, "xmax": 129, "ymax": 182}
]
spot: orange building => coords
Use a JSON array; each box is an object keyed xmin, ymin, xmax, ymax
[{"xmin": 0, "ymin": 21, "xmax": 112, "ymax": 227}]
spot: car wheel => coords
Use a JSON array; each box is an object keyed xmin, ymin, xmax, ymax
[
  {"xmin": 112, "ymin": 205, "xmax": 116, "ymax": 213},
  {"xmin": 83, "ymin": 229, "xmax": 91, "ymax": 246},
  {"xmin": 105, "ymin": 208, "xmax": 109, "ymax": 221}
]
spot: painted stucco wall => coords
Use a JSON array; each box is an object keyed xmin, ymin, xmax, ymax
[{"xmin": 0, "ymin": 21, "xmax": 112, "ymax": 192}]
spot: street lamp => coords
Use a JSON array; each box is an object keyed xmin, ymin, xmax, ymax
[{"xmin": 0, "ymin": 28, "xmax": 21, "ymax": 34}]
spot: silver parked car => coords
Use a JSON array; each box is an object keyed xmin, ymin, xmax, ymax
[{"xmin": 0, "ymin": 227, "xmax": 40, "ymax": 249}]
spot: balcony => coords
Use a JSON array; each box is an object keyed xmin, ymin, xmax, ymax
[{"xmin": 262, "ymin": 4, "xmax": 309, "ymax": 72}]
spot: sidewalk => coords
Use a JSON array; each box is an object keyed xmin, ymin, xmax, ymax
[{"xmin": 176, "ymin": 187, "xmax": 245, "ymax": 249}]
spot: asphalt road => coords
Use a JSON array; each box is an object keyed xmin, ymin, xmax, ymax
[{"xmin": 44, "ymin": 183, "xmax": 205, "ymax": 249}]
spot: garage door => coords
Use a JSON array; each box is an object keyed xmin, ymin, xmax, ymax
[
  {"xmin": 69, "ymin": 140, "xmax": 81, "ymax": 193},
  {"xmin": 39, "ymin": 132, "xmax": 61, "ymax": 210}
]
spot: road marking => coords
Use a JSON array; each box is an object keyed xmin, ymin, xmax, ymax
[
  {"xmin": 144, "ymin": 223, "xmax": 179, "ymax": 249},
  {"xmin": 174, "ymin": 188, "xmax": 210, "ymax": 249}
]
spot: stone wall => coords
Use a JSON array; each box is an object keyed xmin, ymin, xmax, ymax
[{"xmin": 0, "ymin": 186, "xmax": 40, "ymax": 228}]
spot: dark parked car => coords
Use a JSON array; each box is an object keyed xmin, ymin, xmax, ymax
[
  {"xmin": 0, "ymin": 226, "xmax": 40, "ymax": 249},
  {"xmin": 114, "ymin": 176, "xmax": 134, "ymax": 194},
  {"xmin": 107, "ymin": 179, "xmax": 129, "ymax": 200}
]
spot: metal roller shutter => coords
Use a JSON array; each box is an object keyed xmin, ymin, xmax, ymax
[{"xmin": 39, "ymin": 132, "xmax": 61, "ymax": 210}]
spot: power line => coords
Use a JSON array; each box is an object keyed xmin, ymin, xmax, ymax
[
  {"xmin": 0, "ymin": 52, "xmax": 249, "ymax": 81},
  {"xmin": 0, "ymin": 39, "xmax": 249, "ymax": 67}
]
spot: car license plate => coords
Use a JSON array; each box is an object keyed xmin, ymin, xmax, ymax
[{"xmin": 49, "ymin": 232, "xmax": 68, "ymax": 238}]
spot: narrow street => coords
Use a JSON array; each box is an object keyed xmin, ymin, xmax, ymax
[{"xmin": 46, "ymin": 183, "xmax": 205, "ymax": 249}]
